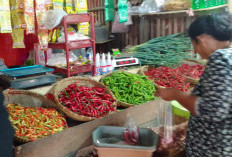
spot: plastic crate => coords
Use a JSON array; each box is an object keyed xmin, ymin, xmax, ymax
[{"xmin": 92, "ymin": 126, "xmax": 158, "ymax": 157}]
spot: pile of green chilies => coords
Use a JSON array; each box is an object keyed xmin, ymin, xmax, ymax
[{"xmin": 102, "ymin": 72, "xmax": 156, "ymax": 105}]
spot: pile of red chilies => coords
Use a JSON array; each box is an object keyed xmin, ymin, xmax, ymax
[
  {"xmin": 176, "ymin": 64, "xmax": 204, "ymax": 79},
  {"xmin": 144, "ymin": 64, "xmax": 204, "ymax": 92},
  {"xmin": 58, "ymin": 83, "xmax": 117, "ymax": 118}
]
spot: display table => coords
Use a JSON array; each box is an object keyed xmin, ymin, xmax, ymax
[{"xmin": 29, "ymin": 68, "xmax": 141, "ymax": 95}]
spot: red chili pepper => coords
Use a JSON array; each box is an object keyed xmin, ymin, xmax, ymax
[
  {"xmin": 145, "ymin": 64, "xmax": 204, "ymax": 92},
  {"xmin": 58, "ymin": 83, "xmax": 117, "ymax": 118}
]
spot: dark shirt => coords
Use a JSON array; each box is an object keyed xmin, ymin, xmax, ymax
[
  {"xmin": 186, "ymin": 48, "xmax": 232, "ymax": 157},
  {"xmin": 0, "ymin": 91, "xmax": 14, "ymax": 157}
]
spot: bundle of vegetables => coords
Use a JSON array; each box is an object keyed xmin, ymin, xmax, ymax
[
  {"xmin": 58, "ymin": 84, "xmax": 117, "ymax": 118},
  {"xmin": 127, "ymin": 33, "xmax": 193, "ymax": 68},
  {"xmin": 7, "ymin": 104, "xmax": 68, "ymax": 142},
  {"xmin": 144, "ymin": 64, "xmax": 204, "ymax": 91},
  {"xmin": 177, "ymin": 64, "xmax": 205, "ymax": 79},
  {"xmin": 102, "ymin": 71, "xmax": 156, "ymax": 105}
]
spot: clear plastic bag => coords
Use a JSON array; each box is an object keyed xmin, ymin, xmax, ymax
[
  {"xmin": 112, "ymin": 12, "xmax": 129, "ymax": 33},
  {"xmin": 42, "ymin": 9, "xmax": 67, "ymax": 30},
  {"xmin": 127, "ymin": 2, "xmax": 139, "ymax": 14},
  {"xmin": 156, "ymin": 0, "xmax": 166, "ymax": 11},
  {"xmin": 151, "ymin": 99, "xmax": 188, "ymax": 154},
  {"xmin": 122, "ymin": 113, "xmax": 139, "ymax": 145},
  {"xmin": 138, "ymin": 0, "xmax": 158, "ymax": 13},
  {"xmin": 46, "ymin": 51, "xmax": 78, "ymax": 67}
]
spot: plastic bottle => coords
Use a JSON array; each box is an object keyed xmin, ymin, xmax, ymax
[
  {"xmin": 80, "ymin": 48, "xmax": 86, "ymax": 61},
  {"xmin": 112, "ymin": 57, "xmax": 116, "ymax": 71},
  {"xmin": 100, "ymin": 53, "xmax": 107, "ymax": 75},
  {"xmin": 86, "ymin": 47, "xmax": 93, "ymax": 62},
  {"xmin": 96, "ymin": 53, "xmax": 101, "ymax": 76},
  {"xmin": 106, "ymin": 52, "xmax": 113, "ymax": 73}
]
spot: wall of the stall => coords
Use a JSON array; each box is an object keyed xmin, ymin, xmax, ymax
[
  {"xmin": 0, "ymin": 0, "xmax": 227, "ymax": 67},
  {"xmin": 88, "ymin": 1, "xmax": 227, "ymax": 50},
  {"xmin": 0, "ymin": 32, "xmax": 38, "ymax": 67}
]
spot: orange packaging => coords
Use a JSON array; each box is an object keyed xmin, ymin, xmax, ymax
[
  {"xmin": 36, "ymin": 0, "xmax": 50, "ymax": 50},
  {"xmin": 24, "ymin": 0, "xmax": 35, "ymax": 34}
]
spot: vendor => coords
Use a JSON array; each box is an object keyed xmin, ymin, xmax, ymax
[
  {"xmin": 155, "ymin": 12, "xmax": 232, "ymax": 156},
  {"xmin": 0, "ymin": 87, "xmax": 14, "ymax": 156}
]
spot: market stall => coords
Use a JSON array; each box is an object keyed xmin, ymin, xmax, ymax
[{"xmin": 0, "ymin": 0, "xmax": 231, "ymax": 157}]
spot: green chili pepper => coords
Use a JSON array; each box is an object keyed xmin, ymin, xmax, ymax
[{"xmin": 102, "ymin": 72, "xmax": 156, "ymax": 105}]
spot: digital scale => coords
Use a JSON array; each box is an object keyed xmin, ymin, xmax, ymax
[
  {"xmin": 0, "ymin": 65, "xmax": 57, "ymax": 89},
  {"xmin": 111, "ymin": 51, "xmax": 140, "ymax": 68}
]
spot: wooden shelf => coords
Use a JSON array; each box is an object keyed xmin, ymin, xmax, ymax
[
  {"xmin": 96, "ymin": 38, "xmax": 115, "ymax": 44},
  {"xmin": 131, "ymin": 4, "xmax": 228, "ymax": 16}
]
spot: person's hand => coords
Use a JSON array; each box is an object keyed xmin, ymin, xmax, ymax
[{"xmin": 155, "ymin": 88, "xmax": 180, "ymax": 101}]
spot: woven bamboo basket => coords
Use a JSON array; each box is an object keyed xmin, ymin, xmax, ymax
[
  {"xmin": 3, "ymin": 89, "xmax": 64, "ymax": 143},
  {"xmin": 137, "ymin": 66, "xmax": 165, "ymax": 89},
  {"xmin": 53, "ymin": 77, "xmax": 117, "ymax": 121},
  {"xmin": 100, "ymin": 70, "xmax": 153, "ymax": 108},
  {"xmin": 181, "ymin": 59, "xmax": 205, "ymax": 85}
]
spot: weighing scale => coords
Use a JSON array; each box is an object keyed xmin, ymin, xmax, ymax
[
  {"xmin": 0, "ymin": 65, "xmax": 57, "ymax": 89},
  {"xmin": 112, "ymin": 53, "xmax": 140, "ymax": 68}
]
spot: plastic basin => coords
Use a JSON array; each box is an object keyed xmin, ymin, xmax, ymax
[
  {"xmin": 92, "ymin": 126, "xmax": 158, "ymax": 157},
  {"xmin": 172, "ymin": 101, "xmax": 190, "ymax": 119}
]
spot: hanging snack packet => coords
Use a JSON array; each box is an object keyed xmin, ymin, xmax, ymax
[
  {"xmin": 0, "ymin": 0, "xmax": 12, "ymax": 33},
  {"xmin": 24, "ymin": 0, "xmax": 35, "ymax": 34},
  {"xmin": 36, "ymin": 0, "xmax": 49, "ymax": 50},
  {"xmin": 105, "ymin": 0, "xmax": 115, "ymax": 21},
  {"xmin": 36, "ymin": 0, "xmax": 47, "ymax": 30},
  {"xmin": 11, "ymin": 10, "xmax": 26, "ymax": 29},
  {"xmin": 78, "ymin": 22, "xmax": 89, "ymax": 35},
  {"xmin": 118, "ymin": 0, "xmax": 128, "ymax": 23},
  {"xmin": 45, "ymin": 0, "xmax": 53, "ymax": 10},
  {"xmin": 53, "ymin": 0, "xmax": 64, "ymax": 10},
  {"xmin": 11, "ymin": 29, "xmax": 25, "ymax": 48},
  {"xmin": 65, "ymin": 0, "xmax": 74, "ymax": 14},
  {"xmin": 76, "ymin": 0, "xmax": 87, "ymax": 13},
  {"xmin": 10, "ymin": 0, "xmax": 24, "ymax": 11},
  {"xmin": 38, "ymin": 30, "xmax": 49, "ymax": 50},
  {"xmin": 76, "ymin": 0, "xmax": 89, "ymax": 35},
  {"xmin": 10, "ymin": 0, "xmax": 26, "ymax": 29}
]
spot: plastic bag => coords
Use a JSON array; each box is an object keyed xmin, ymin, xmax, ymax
[
  {"xmin": 151, "ymin": 100, "xmax": 187, "ymax": 154},
  {"xmin": 112, "ymin": 12, "xmax": 129, "ymax": 33},
  {"xmin": 163, "ymin": 0, "xmax": 192, "ymax": 11},
  {"xmin": 156, "ymin": 0, "xmax": 166, "ymax": 11},
  {"xmin": 124, "ymin": 2, "xmax": 133, "ymax": 25},
  {"xmin": 122, "ymin": 113, "xmax": 139, "ymax": 145},
  {"xmin": 42, "ymin": 9, "xmax": 67, "ymax": 30},
  {"xmin": 127, "ymin": 2, "xmax": 139, "ymax": 14},
  {"xmin": 46, "ymin": 51, "xmax": 78, "ymax": 67},
  {"xmin": 105, "ymin": 0, "xmax": 115, "ymax": 22},
  {"xmin": 138, "ymin": 0, "xmax": 158, "ymax": 13},
  {"xmin": 57, "ymin": 27, "xmax": 90, "ymax": 42},
  {"xmin": 118, "ymin": 0, "xmax": 128, "ymax": 23}
]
